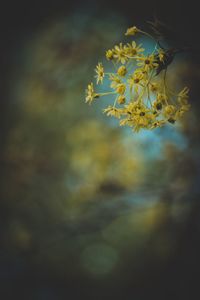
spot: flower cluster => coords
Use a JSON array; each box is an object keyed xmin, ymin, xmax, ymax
[{"xmin": 85, "ymin": 25, "xmax": 190, "ymax": 132}]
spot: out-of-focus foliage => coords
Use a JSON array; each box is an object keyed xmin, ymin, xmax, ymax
[{"xmin": 1, "ymin": 11, "xmax": 200, "ymax": 300}]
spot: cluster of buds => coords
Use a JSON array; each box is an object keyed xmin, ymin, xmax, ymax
[{"xmin": 85, "ymin": 25, "xmax": 190, "ymax": 132}]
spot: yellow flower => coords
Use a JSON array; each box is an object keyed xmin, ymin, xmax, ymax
[
  {"xmin": 131, "ymin": 114, "xmax": 150, "ymax": 132},
  {"xmin": 117, "ymin": 66, "xmax": 127, "ymax": 76},
  {"xmin": 103, "ymin": 106, "xmax": 123, "ymax": 118},
  {"xmin": 150, "ymin": 82, "xmax": 159, "ymax": 92},
  {"xmin": 164, "ymin": 105, "xmax": 176, "ymax": 116},
  {"xmin": 128, "ymin": 71, "xmax": 144, "ymax": 93},
  {"xmin": 95, "ymin": 62, "xmax": 104, "ymax": 84},
  {"xmin": 124, "ymin": 101, "xmax": 140, "ymax": 114},
  {"xmin": 157, "ymin": 93, "xmax": 168, "ymax": 103},
  {"xmin": 158, "ymin": 49, "xmax": 165, "ymax": 62},
  {"xmin": 116, "ymin": 83, "xmax": 126, "ymax": 95},
  {"xmin": 113, "ymin": 43, "xmax": 128, "ymax": 64},
  {"xmin": 117, "ymin": 95, "xmax": 126, "ymax": 104},
  {"xmin": 106, "ymin": 49, "xmax": 114, "ymax": 60},
  {"xmin": 181, "ymin": 104, "xmax": 190, "ymax": 112},
  {"xmin": 150, "ymin": 120, "xmax": 166, "ymax": 129},
  {"xmin": 137, "ymin": 54, "xmax": 158, "ymax": 71},
  {"xmin": 146, "ymin": 113, "xmax": 157, "ymax": 121},
  {"xmin": 109, "ymin": 74, "xmax": 121, "ymax": 89},
  {"xmin": 178, "ymin": 87, "xmax": 189, "ymax": 98},
  {"xmin": 168, "ymin": 117, "xmax": 176, "ymax": 124},
  {"xmin": 129, "ymin": 71, "xmax": 144, "ymax": 83},
  {"xmin": 153, "ymin": 100, "xmax": 162, "ymax": 110},
  {"xmin": 85, "ymin": 83, "xmax": 99, "ymax": 104},
  {"xmin": 124, "ymin": 102, "xmax": 150, "ymax": 119},
  {"xmin": 137, "ymin": 115, "xmax": 149, "ymax": 126},
  {"xmin": 125, "ymin": 26, "xmax": 139, "ymax": 36},
  {"xmin": 85, "ymin": 23, "xmax": 191, "ymax": 132},
  {"xmin": 175, "ymin": 104, "xmax": 190, "ymax": 118},
  {"xmin": 125, "ymin": 41, "xmax": 144, "ymax": 57},
  {"xmin": 178, "ymin": 87, "xmax": 189, "ymax": 105},
  {"xmin": 120, "ymin": 118, "xmax": 133, "ymax": 127}
]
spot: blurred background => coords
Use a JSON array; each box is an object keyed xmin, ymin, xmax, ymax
[{"xmin": 0, "ymin": 0, "xmax": 200, "ymax": 299}]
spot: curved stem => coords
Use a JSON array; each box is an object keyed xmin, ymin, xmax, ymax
[{"xmin": 139, "ymin": 30, "xmax": 157, "ymax": 43}]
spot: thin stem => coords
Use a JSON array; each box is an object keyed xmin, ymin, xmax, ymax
[
  {"xmin": 124, "ymin": 55, "xmax": 138, "ymax": 59},
  {"xmin": 164, "ymin": 77, "xmax": 179, "ymax": 98},
  {"xmin": 139, "ymin": 30, "xmax": 157, "ymax": 43},
  {"xmin": 152, "ymin": 42, "xmax": 159, "ymax": 55},
  {"xmin": 113, "ymin": 95, "xmax": 118, "ymax": 107},
  {"xmin": 105, "ymin": 72, "xmax": 115, "ymax": 75},
  {"xmin": 163, "ymin": 69, "xmax": 169, "ymax": 105},
  {"xmin": 112, "ymin": 61, "xmax": 118, "ymax": 71},
  {"xmin": 99, "ymin": 91, "xmax": 117, "ymax": 96},
  {"xmin": 136, "ymin": 69, "xmax": 154, "ymax": 105},
  {"xmin": 126, "ymin": 59, "xmax": 135, "ymax": 69},
  {"xmin": 147, "ymin": 85, "xmax": 152, "ymax": 108}
]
